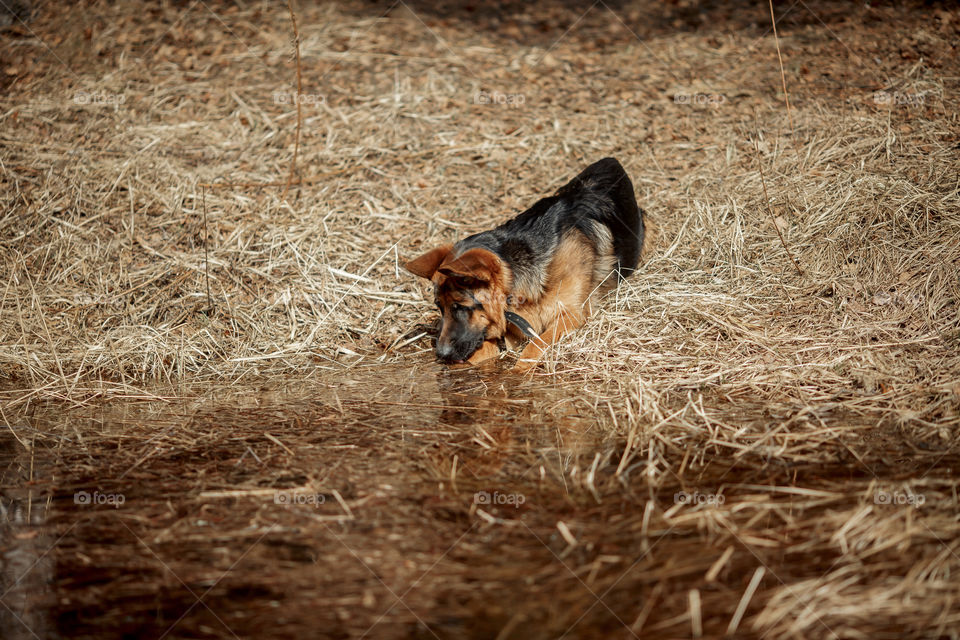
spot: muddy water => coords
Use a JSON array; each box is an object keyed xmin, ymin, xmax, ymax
[
  {"xmin": 2, "ymin": 364, "xmax": 952, "ymax": 639},
  {"xmin": 0, "ymin": 364, "xmax": 623, "ymax": 640},
  {"xmin": 1, "ymin": 433, "xmax": 53, "ymax": 640}
]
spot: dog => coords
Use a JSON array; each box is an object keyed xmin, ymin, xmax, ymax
[{"xmin": 405, "ymin": 157, "xmax": 645, "ymax": 370}]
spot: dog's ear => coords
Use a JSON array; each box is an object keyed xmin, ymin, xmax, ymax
[
  {"xmin": 405, "ymin": 245, "xmax": 453, "ymax": 280},
  {"xmin": 437, "ymin": 247, "xmax": 501, "ymax": 284}
]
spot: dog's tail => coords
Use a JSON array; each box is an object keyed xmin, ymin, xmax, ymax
[{"xmin": 558, "ymin": 157, "xmax": 644, "ymax": 278}]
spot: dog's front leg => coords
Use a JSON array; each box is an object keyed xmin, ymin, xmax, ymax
[
  {"xmin": 513, "ymin": 308, "xmax": 584, "ymax": 372},
  {"xmin": 466, "ymin": 339, "xmax": 501, "ymax": 365}
]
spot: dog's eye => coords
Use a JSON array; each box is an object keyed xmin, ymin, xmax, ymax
[{"xmin": 453, "ymin": 304, "xmax": 468, "ymax": 314}]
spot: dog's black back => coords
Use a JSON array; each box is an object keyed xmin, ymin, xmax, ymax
[{"xmin": 456, "ymin": 158, "xmax": 644, "ymax": 294}]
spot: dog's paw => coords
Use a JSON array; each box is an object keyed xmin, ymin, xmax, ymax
[
  {"xmin": 466, "ymin": 340, "xmax": 501, "ymax": 365},
  {"xmin": 511, "ymin": 342, "xmax": 544, "ymax": 372},
  {"xmin": 511, "ymin": 357, "xmax": 540, "ymax": 373}
]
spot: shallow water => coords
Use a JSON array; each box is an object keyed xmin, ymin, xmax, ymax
[
  {"xmin": 0, "ymin": 365, "xmax": 619, "ymax": 639},
  {"xmin": 1, "ymin": 363, "xmax": 954, "ymax": 639}
]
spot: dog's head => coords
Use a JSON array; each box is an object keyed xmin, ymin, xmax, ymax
[{"xmin": 405, "ymin": 245, "xmax": 508, "ymax": 363}]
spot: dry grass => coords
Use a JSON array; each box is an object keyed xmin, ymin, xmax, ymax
[{"xmin": 1, "ymin": 0, "xmax": 960, "ymax": 638}]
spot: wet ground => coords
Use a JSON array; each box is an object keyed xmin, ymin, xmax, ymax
[{"xmin": 1, "ymin": 363, "xmax": 957, "ymax": 639}]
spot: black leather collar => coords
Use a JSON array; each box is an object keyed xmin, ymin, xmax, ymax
[{"xmin": 504, "ymin": 311, "xmax": 543, "ymax": 344}]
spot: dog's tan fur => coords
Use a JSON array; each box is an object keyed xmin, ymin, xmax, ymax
[
  {"xmin": 407, "ymin": 229, "xmax": 613, "ymax": 370},
  {"xmin": 405, "ymin": 157, "xmax": 644, "ymax": 369}
]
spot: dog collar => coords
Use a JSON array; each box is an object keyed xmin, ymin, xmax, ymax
[{"xmin": 504, "ymin": 311, "xmax": 544, "ymax": 344}]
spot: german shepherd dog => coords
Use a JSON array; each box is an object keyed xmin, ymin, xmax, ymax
[{"xmin": 405, "ymin": 157, "xmax": 644, "ymax": 370}]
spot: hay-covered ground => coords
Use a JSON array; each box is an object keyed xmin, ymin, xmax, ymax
[{"xmin": 1, "ymin": 1, "xmax": 959, "ymax": 638}]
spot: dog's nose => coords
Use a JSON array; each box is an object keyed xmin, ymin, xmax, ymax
[{"xmin": 436, "ymin": 342, "xmax": 455, "ymax": 361}]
